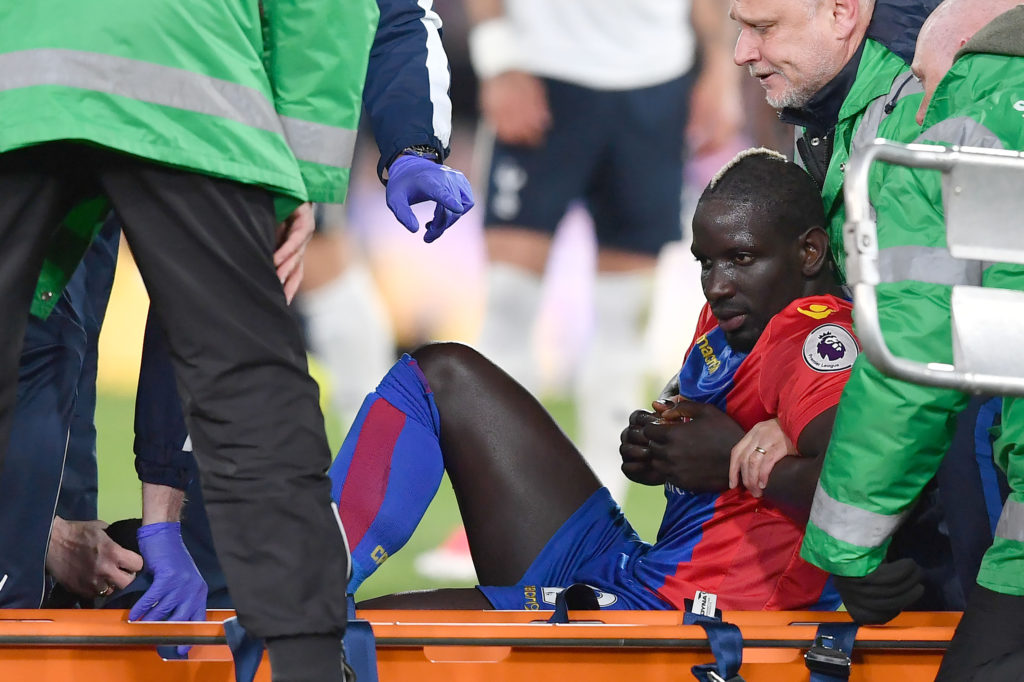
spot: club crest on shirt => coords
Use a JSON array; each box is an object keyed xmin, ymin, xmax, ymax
[
  {"xmin": 802, "ymin": 324, "xmax": 858, "ymax": 372},
  {"xmin": 797, "ymin": 302, "xmax": 836, "ymax": 320}
]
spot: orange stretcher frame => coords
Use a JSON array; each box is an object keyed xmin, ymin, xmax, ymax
[{"xmin": 0, "ymin": 609, "xmax": 961, "ymax": 681}]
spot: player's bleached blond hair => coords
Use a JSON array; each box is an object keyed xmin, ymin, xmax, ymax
[
  {"xmin": 697, "ymin": 147, "xmax": 824, "ymax": 240},
  {"xmin": 707, "ymin": 147, "xmax": 787, "ymax": 191}
]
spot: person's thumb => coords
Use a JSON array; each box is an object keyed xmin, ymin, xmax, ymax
[{"xmin": 661, "ymin": 397, "xmax": 706, "ymax": 421}]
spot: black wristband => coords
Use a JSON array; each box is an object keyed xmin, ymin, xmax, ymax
[{"xmin": 399, "ymin": 144, "xmax": 442, "ymax": 162}]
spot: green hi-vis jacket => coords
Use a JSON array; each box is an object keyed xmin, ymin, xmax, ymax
[
  {"xmin": 818, "ymin": 38, "xmax": 924, "ymax": 281},
  {"xmin": 802, "ymin": 7, "xmax": 1024, "ymax": 597},
  {"xmin": 0, "ymin": 0, "xmax": 378, "ymax": 317}
]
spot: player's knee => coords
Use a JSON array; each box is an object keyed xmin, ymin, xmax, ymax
[{"xmin": 410, "ymin": 341, "xmax": 485, "ymax": 393}]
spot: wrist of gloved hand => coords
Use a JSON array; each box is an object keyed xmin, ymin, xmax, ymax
[
  {"xmin": 833, "ymin": 558, "xmax": 924, "ymax": 625},
  {"xmin": 397, "ymin": 144, "xmax": 441, "ymax": 163},
  {"xmin": 130, "ymin": 522, "xmax": 208, "ymax": 655},
  {"xmin": 385, "ymin": 154, "xmax": 474, "ymax": 242}
]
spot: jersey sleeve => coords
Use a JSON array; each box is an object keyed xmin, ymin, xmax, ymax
[
  {"xmin": 365, "ymin": 0, "xmax": 453, "ymax": 182},
  {"xmin": 758, "ymin": 313, "xmax": 858, "ymax": 447},
  {"xmin": 134, "ymin": 312, "xmax": 195, "ymax": 490}
]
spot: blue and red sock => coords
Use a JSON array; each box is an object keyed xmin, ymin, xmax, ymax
[{"xmin": 329, "ymin": 354, "xmax": 443, "ymax": 593}]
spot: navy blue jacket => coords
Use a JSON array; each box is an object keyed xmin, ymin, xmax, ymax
[{"xmin": 366, "ymin": 0, "xmax": 453, "ymax": 181}]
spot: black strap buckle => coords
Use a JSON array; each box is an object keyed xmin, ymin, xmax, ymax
[
  {"xmin": 706, "ymin": 671, "xmax": 745, "ymax": 682},
  {"xmin": 804, "ymin": 634, "xmax": 852, "ymax": 678}
]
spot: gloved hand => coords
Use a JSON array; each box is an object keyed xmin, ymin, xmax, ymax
[
  {"xmin": 833, "ymin": 558, "xmax": 924, "ymax": 625},
  {"xmin": 129, "ymin": 522, "xmax": 208, "ymax": 657},
  {"xmin": 385, "ymin": 154, "xmax": 474, "ymax": 243}
]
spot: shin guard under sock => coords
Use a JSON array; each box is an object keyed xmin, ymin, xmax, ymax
[{"xmin": 329, "ymin": 355, "xmax": 443, "ymax": 593}]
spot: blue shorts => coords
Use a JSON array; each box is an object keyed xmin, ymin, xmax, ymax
[
  {"xmin": 483, "ymin": 74, "xmax": 693, "ymax": 255},
  {"xmin": 477, "ymin": 488, "xmax": 670, "ymax": 611}
]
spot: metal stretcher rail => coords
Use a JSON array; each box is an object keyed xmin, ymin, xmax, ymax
[{"xmin": 844, "ymin": 139, "xmax": 1024, "ymax": 395}]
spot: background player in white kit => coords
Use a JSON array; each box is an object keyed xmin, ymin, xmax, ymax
[{"xmin": 466, "ymin": 0, "xmax": 743, "ymax": 506}]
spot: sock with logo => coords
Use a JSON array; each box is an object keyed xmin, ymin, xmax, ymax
[{"xmin": 329, "ymin": 354, "xmax": 443, "ymax": 594}]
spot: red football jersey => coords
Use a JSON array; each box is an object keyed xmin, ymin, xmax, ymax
[{"xmin": 635, "ymin": 295, "xmax": 858, "ymax": 610}]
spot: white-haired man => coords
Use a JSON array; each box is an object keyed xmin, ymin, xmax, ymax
[{"xmin": 731, "ymin": 0, "xmax": 937, "ymax": 277}]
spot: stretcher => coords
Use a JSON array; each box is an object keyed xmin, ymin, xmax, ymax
[{"xmin": 0, "ymin": 608, "xmax": 960, "ymax": 681}]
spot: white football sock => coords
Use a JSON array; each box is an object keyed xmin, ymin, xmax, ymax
[
  {"xmin": 297, "ymin": 264, "xmax": 397, "ymax": 425},
  {"xmin": 474, "ymin": 262, "xmax": 544, "ymax": 395},
  {"xmin": 573, "ymin": 270, "xmax": 655, "ymax": 503}
]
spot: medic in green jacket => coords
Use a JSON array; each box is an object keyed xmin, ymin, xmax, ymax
[
  {"xmin": 803, "ymin": 5, "xmax": 1024, "ymax": 599},
  {"xmin": 0, "ymin": 0, "xmax": 379, "ymax": 316}
]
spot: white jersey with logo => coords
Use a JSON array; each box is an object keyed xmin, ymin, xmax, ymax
[{"xmin": 506, "ymin": 0, "xmax": 695, "ymax": 90}]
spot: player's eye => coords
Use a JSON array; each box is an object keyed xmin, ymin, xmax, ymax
[{"xmin": 733, "ymin": 253, "xmax": 755, "ymax": 265}]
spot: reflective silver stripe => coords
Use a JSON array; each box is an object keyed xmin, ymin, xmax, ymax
[
  {"xmin": 851, "ymin": 71, "xmax": 923, "ymax": 155},
  {"xmin": 995, "ymin": 499, "xmax": 1024, "ymax": 543},
  {"xmin": 0, "ymin": 48, "xmax": 353, "ymax": 169},
  {"xmin": 280, "ymin": 116, "xmax": 357, "ymax": 169},
  {"xmin": 0, "ymin": 48, "xmax": 283, "ymax": 133},
  {"xmin": 810, "ymin": 481, "xmax": 906, "ymax": 548},
  {"xmin": 870, "ymin": 118, "xmax": 1006, "ymax": 286},
  {"xmin": 878, "ymin": 245, "xmax": 984, "ymax": 286},
  {"xmin": 917, "ymin": 116, "xmax": 1005, "ymax": 150}
]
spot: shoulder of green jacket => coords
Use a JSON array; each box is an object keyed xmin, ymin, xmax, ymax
[{"xmin": 836, "ymin": 39, "xmax": 911, "ymax": 125}]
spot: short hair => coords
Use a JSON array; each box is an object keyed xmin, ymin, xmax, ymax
[{"xmin": 696, "ymin": 148, "xmax": 825, "ymax": 240}]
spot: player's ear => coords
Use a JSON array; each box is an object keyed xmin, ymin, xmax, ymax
[{"xmin": 799, "ymin": 226, "xmax": 830, "ymax": 277}]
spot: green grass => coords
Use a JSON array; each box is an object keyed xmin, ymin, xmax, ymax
[{"xmin": 95, "ymin": 391, "xmax": 667, "ymax": 601}]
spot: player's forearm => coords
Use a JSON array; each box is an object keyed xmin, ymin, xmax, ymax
[
  {"xmin": 141, "ymin": 482, "xmax": 186, "ymax": 524},
  {"xmin": 759, "ymin": 408, "xmax": 835, "ymax": 523},
  {"xmin": 763, "ymin": 455, "xmax": 823, "ymax": 524}
]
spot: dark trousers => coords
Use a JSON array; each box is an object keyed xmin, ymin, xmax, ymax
[{"xmin": 0, "ymin": 143, "xmax": 348, "ymax": 639}]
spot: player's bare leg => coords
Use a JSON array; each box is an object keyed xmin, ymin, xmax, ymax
[{"xmin": 412, "ymin": 342, "xmax": 601, "ymax": 585}]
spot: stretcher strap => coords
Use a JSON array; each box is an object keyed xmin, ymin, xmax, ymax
[
  {"xmin": 805, "ymin": 622, "xmax": 859, "ymax": 681},
  {"xmin": 546, "ymin": 583, "xmax": 600, "ymax": 623},
  {"xmin": 344, "ymin": 597, "xmax": 380, "ymax": 682},
  {"xmin": 224, "ymin": 616, "xmax": 265, "ymax": 682},
  {"xmin": 545, "ymin": 586, "xmax": 744, "ymax": 681},
  {"xmin": 686, "ymin": 612, "xmax": 745, "ymax": 682}
]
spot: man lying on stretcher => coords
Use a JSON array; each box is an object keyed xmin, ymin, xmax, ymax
[{"xmin": 341, "ymin": 149, "xmax": 862, "ymax": 611}]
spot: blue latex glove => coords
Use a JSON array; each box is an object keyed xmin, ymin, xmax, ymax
[
  {"xmin": 385, "ymin": 154, "xmax": 474, "ymax": 243},
  {"xmin": 129, "ymin": 522, "xmax": 209, "ymax": 657}
]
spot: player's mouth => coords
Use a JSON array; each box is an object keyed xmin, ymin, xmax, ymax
[{"xmin": 717, "ymin": 313, "xmax": 748, "ymax": 332}]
